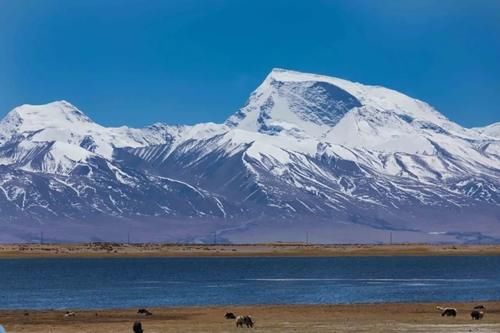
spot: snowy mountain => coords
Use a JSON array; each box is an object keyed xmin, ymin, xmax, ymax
[
  {"xmin": 474, "ymin": 122, "xmax": 500, "ymax": 139},
  {"xmin": 0, "ymin": 69, "xmax": 499, "ymax": 243}
]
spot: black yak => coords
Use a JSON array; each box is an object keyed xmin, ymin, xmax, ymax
[
  {"xmin": 236, "ymin": 315, "xmax": 254, "ymax": 328},
  {"xmin": 225, "ymin": 312, "xmax": 236, "ymax": 319},
  {"xmin": 137, "ymin": 308, "xmax": 153, "ymax": 316},
  {"xmin": 471, "ymin": 310, "xmax": 484, "ymax": 320},
  {"xmin": 133, "ymin": 321, "xmax": 144, "ymax": 333},
  {"xmin": 436, "ymin": 306, "xmax": 457, "ymax": 317}
]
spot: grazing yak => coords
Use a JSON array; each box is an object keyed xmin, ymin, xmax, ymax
[
  {"xmin": 137, "ymin": 308, "xmax": 153, "ymax": 316},
  {"xmin": 235, "ymin": 315, "xmax": 254, "ymax": 328},
  {"xmin": 224, "ymin": 312, "xmax": 236, "ymax": 319},
  {"xmin": 471, "ymin": 310, "xmax": 484, "ymax": 320},
  {"xmin": 133, "ymin": 321, "xmax": 144, "ymax": 333},
  {"xmin": 436, "ymin": 306, "xmax": 457, "ymax": 317}
]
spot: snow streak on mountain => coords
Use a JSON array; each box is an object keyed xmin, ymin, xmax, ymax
[{"xmin": 0, "ymin": 69, "xmax": 499, "ymax": 243}]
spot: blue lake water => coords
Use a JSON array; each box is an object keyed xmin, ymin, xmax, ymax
[{"xmin": 0, "ymin": 256, "xmax": 499, "ymax": 310}]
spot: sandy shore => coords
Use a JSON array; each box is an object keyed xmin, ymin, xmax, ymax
[
  {"xmin": 1, "ymin": 302, "xmax": 499, "ymax": 333},
  {"xmin": 1, "ymin": 243, "xmax": 500, "ymax": 258}
]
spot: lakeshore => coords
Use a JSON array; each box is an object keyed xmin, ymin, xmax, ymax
[
  {"xmin": 1, "ymin": 302, "xmax": 499, "ymax": 333},
  {"xmin": 1, "ymin": 243, "xmax": 500, "ymax": 258}
]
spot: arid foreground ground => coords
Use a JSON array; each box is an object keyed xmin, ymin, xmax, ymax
[
  {"xmin": 1, "ymin": 243, "xmax": 500, "ymax": 258},
  {"xmin": 1, "ymin": 302, "xmax": 499, "ymax": 333}
]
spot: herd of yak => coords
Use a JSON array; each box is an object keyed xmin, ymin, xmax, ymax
[
  {"xmin": 130, "ymin": 305, "xmax": 487, "ymax": 332},
  {"xmin": 131, "ymin": 309, "xmax": 254, "ymax": 332},
  {"xmin": 436, "ymin": 304, "xmax": 486, "ymax": 320},
  {"xmin": 49, "ymin": 303, "xmax": 488, "ymax": 332}
]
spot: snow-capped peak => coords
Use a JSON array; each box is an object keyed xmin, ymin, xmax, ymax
[
  {"xmin": 0, "ymin": 101, "xmax": 181, "ymax": 165},
  {"xmin": 226, "ymin": 69, "xmax": 364, "ymax": 139},
  {"xmin": 0, "ymin": 100, "xmax": 95, "ymax": 140},
  {"xmin": 9, "ymin": 100, "xmax": 92, "ymax": 125},
  {"xmin": 225, "ymin": 68, "xmax": 490, "ymax": 157},
  {"xmin": 227, "ymin": 68, "xmax": 452, "ymax": 133}
]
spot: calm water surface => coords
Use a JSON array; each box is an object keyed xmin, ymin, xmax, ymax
[{"xmin": 0, "ymin": 256, "xmax": 499, "ymax": 309}]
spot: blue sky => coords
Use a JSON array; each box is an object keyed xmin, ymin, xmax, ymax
[{"xmin": 0, "ymin": 0, "xmax": 498, "ymax": 127}]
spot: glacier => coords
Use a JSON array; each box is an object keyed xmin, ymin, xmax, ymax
[{"xmin": 0, "ymin": 69, "xmax": 498, "ymax": 243}]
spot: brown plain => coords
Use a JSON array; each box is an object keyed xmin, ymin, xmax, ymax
[
  {"xmin": 1, "ymin": 243, "xmax": 500, "ymax": 258},
  {"xmin": 2, "ymin": 302, "xmax": 500, "ymax": 333}
]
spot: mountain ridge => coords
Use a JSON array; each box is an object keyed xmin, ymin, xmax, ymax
[{"xmin": 0, "ymin": 69, "xmax": 498, "ymax": 244}]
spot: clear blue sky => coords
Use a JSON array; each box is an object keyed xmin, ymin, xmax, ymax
[{"xmin": 0, "ymin": 0, "xmax": 498, "ymax": 127}]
